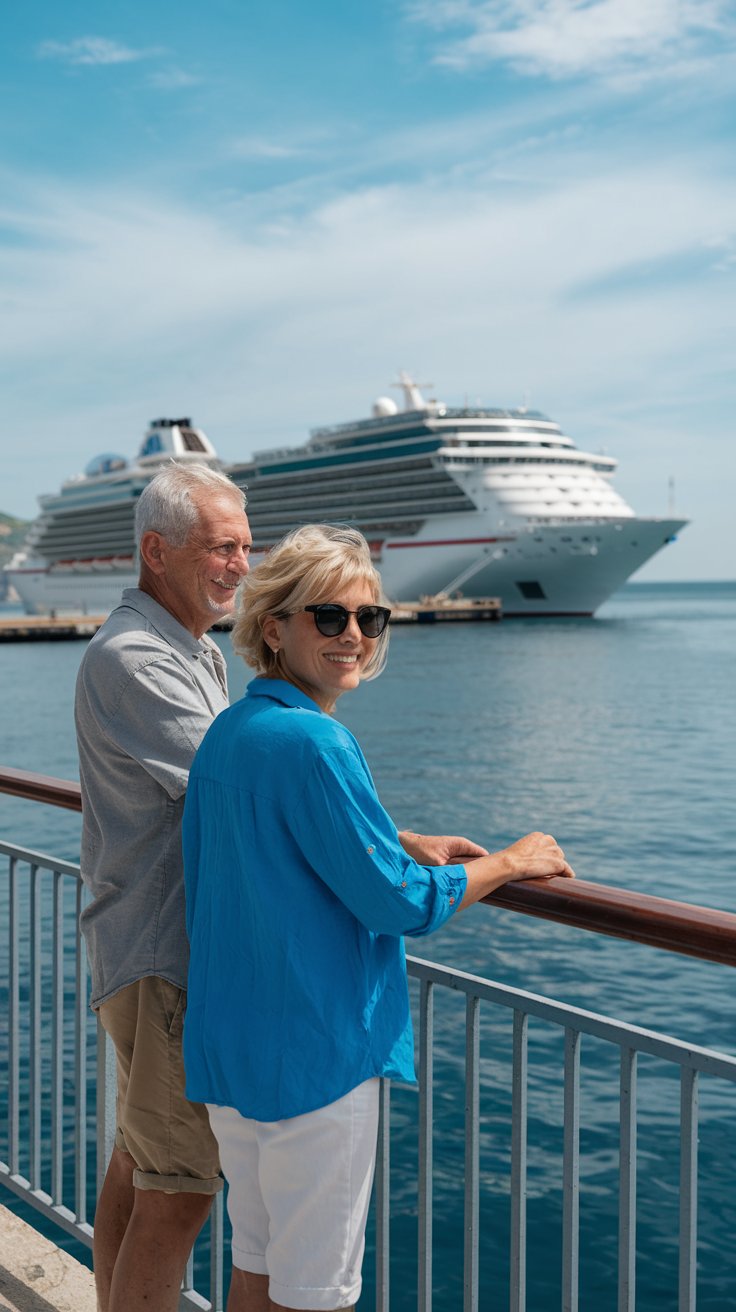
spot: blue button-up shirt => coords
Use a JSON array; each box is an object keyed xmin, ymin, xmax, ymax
[{"xmin": 183, "ymin": 677, "xmax": 467, "ymax": 1120}]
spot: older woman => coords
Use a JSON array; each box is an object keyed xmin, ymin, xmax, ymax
[{"xmin": 182, "ymin": 524, "xmax": 573, "ymax": 1312}]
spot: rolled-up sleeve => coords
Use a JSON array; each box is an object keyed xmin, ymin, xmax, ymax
[{"xmin": 289, "ymin": 741, "xmax": 466, "ymax": 937}]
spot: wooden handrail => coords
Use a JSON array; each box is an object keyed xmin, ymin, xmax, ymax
[
  {"xmin": 0, "ymin": 765, "xmax": 82, "ymax": 813},
  {"xmin": 2, "ymin": 765, "xmax": 735, "ymax": 966},
  {"xmin": 488, "ymin": 878, "xmax": 736, "ymax": 968}
]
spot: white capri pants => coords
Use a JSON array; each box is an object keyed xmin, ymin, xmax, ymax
[{"xmin": 208, "ymin": 1078, "xmax": 380, "ymax": 1310}]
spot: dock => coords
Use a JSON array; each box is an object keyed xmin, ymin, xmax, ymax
[
  {"xmin": 0, "ymin": 615, "xmax": 106, "ymax": 642},
  {"xmin": 390, "ymin": 596, "xmax": 502, "ymax": 624},
  {"xmin": 0, "ymin": 596, "xmax": 502, "ymax": 642}
]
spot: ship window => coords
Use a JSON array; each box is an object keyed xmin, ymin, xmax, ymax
[
  {"xmin": 515, "ymin": 580, "xmax": 547, "ymax": 600},
  {"xmin": 141, "ymin": 434, "xmax": 163, "ymax": 456}
]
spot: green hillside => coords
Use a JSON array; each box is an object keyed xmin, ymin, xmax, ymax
[
  {"xmin": 0, "ymin": 512, "xmax": 30, "ymax": 598},
  {"xmin": 0, "ymin": 512, "xmax": 30, "ymax": 559}
]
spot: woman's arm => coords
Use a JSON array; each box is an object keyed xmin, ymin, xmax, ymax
[
  {"xmin": 459, "ymin": 831, "xmax": 574, "ymax": 910},
  {"xmin": 398, "ymin": 831, "xmax": 489, "ymax": 864},
  {"xmin": 292, "ymin": 736, "xmax": 572, "ymax": 935}
]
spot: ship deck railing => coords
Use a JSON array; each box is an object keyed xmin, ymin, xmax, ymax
[{"xmin": 1, "ymin": 765, "xmax": 735, "ymax": 1312}]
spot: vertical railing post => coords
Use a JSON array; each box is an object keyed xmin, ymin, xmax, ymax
[
  {"xmin": 51, "ymin": 871, "xmax": 64, "ymax": 1203},
  {"xmin": 29, "ymin": 863, "xmax": 43, "ymax": 1191},
  {"xmin": 418, "ymin": 978, "xmax": 434, "ymax": 1312},
  {"xmin": 678, "ymin": 1068, "xmax": 699, "ymax": 1312},
  {"xmin": 618, "ymin": 1046, "xmax": 637, "ymax": 1312},
  {"xmin": 510, "ymin": 1010, "xmax": 528, "ymax": 1312},
  {"xmin": 184, "ymin": 1250, "xmax": 195, "ymax": 1299},
  {"xmin": 464, "ymin": 994, "xmax": 480, "ymax": 1312},
  {"xmin": 209, "ymin": 1190, "xmax": 225, "ymax": 1312},
  {"xmin": 375, "ymin": 1078, "xmax": 391, "ymax": 1312},
  {"xmin": 8, "ymin": 855, "xmax": 20, "ymax": 1178},
  {"xmin": 562, "ymin": 1028, "xmax": 581, "ymax": 1312}
]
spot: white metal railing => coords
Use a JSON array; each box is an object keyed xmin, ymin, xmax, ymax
[
  {"xmin": 390, "ymin": 958, "xmax": 736, "ymax": 1312},
  {"xmin": 0, "ymin": 840, "xmax": 223, "ymax": 1309},
  {"xmin": 2, "ymin": 837, "xmax": 736, "ymax": 1311}
]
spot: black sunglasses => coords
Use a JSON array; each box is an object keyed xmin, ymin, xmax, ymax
[{"xmin": 304, "ymin": 603, "xmax": 391, "ymax": 638}]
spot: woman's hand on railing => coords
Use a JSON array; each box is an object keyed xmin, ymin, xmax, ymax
[{"xmin": 459, "ymin": 831, "xmax": 574, "ymax": 910}]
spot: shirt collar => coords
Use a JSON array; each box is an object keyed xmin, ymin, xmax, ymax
[
  {"xmin": 119, "ymin": 587, "xmax": 220, "ymax": 660},
  {"xmin": 246, "ymin": 677, "xmax": 325, "ymax": 715}
]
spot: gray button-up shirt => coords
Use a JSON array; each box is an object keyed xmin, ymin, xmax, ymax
[{"xmin": 75, "ymin": 588, "xmax": 229, "ymax": 1007}]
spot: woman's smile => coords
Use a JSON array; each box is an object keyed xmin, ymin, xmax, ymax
[{"xmin": 265, "ymin": 579, "xmax": 378, "ymax": 712}]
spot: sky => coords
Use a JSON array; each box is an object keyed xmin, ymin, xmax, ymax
[{"xmin": 2, "ymin": 0, "xmax": 735, "ymax": 579}]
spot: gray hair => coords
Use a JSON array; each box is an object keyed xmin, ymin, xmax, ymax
[
  {"xmin": 232, "ymin": 523, "xmax": 390, "ymax": 682},
  {"xmin": 134, "ymin": 462, "xmax": 247, "ymax": 548}
]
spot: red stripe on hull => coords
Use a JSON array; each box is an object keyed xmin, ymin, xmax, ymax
[{"xmin": 386, "ymin": 536, "xmax": 516, "ymax": 549}]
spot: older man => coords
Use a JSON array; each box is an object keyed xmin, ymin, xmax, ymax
[{"xmin": 75, "ymin": 461, "xmax": 252, "ymax": 1312}]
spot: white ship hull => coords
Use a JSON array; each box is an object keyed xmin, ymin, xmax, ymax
[
  {"xmin": 7, "ymin": 560, "xmax": 136, "ymax": 618},
  {"xmin": 375, "ymin": 515, "xmax": 685, "ymax": 615},
  {"xmin": 8, "ymin": 514, "xmax": 685, "ymax": 618}
]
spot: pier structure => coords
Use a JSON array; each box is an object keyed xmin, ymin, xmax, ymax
[
  {"xmin": 0, "ymin": 615, "xmax": 107, "ymax": 643},
  {"xmin": 0, "ymin": 596, "xmax": 502, "ymax": 642},
  {"xmin": 1, "ymin": 766, "xmax": 735, "ymax": 1310}
]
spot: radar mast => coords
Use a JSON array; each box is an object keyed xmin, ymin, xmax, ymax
[{"xmin": 391, "ymin": 371, "xmax": 433, "ymax": 411}]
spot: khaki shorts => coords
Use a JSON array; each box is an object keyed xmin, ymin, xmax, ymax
[{"xmin": 98, "ymin": 976, "xmax": 222, "ymax": 1195}]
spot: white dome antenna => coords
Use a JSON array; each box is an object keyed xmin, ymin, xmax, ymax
[{"xmin": 372, "ymin": 396, "xmax": 399, "ymax": 417}]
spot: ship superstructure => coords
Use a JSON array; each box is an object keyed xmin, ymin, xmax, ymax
[
  {"xmin": 6, "ymin": 380, "xmax": 686, "ymax": 616},
  {"xmin": 6, "ymin": 418, "xmax": 218, "ymax": 615}
]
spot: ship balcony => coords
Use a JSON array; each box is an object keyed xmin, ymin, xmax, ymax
[{"xmin": 1, "ymin": 766, "xmax": 735, "ymax": 1311}]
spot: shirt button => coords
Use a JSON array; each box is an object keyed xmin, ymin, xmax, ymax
[
  {"xmin": 366, "ymin": 846, "xmax": 374, "ymax": 855},
  {"xmin": 449, "ymin": 897, "xmax": 455, "ymax": 905},
  {"xmin": 401, "ymin": 881, "xmax": 407, "ymax": 889}
]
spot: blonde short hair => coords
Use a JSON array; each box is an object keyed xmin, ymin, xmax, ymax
[{"xmin": 232, "ymin": 524, "xmax": 390, "ymax": 682}]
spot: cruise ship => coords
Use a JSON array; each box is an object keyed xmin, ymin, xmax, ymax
[{"xmin": 5, "ymin": 377, "xmax": 687, "ymax": 617}]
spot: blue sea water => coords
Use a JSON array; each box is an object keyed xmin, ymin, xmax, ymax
[{"xmin": 0, "ymin": 581, "xmax": 735, "ymax": 1309}]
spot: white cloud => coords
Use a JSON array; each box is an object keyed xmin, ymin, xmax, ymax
[
  {"xmin": 408, "ymin": 0, "xmax": 732, "ymax": 80},
  {"xmin": 704, "ymin": 235, "xmax": 736, "ymax": 273},
  {"xmin": 37, "ymin": 36, "xmax": 157, "ymax": 67},
  {"xmin": 1, "ymin": 143, "xmax": 735, "ymax": 574},
  {"xmin": 2, "ymin": 156, "xmax": 734, "ymax": 427},
  {"xmin": 228, "ymin": 138, "xmax": 305, "ymax": 161},
  {"xmin": 149, "ymin": 68, "xmax": 201, "ymax": 90}
]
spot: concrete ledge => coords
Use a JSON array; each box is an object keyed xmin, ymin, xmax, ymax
[{"xmin": 0, "ymin": 1206, "xmax": 96, "ymax": 1312}]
